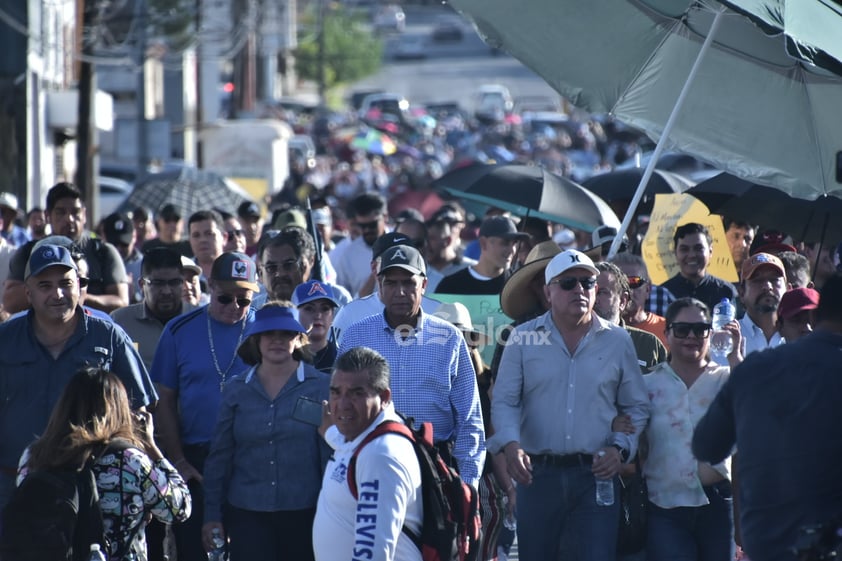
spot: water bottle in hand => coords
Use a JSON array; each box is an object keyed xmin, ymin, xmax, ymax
[
  {"xmin": 594, "ymin": 450, "xmax": 614, "ymax": 506},
  {"xmin": 711, "ymin": 298, "xmax": 735, "ymax": 355},
  {"xmin": 88, "ymin": 544, "xmax": 106, "ymax": 561},
  {"xmin": 208, "ymin": 528, "xmax": 226, "ymax": 561}
]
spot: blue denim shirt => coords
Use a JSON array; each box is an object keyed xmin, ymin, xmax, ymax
[{"xmin": 203, "ymin": 362, "xmax": 331, "ymax": 522}]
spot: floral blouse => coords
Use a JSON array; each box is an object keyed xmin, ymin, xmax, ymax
[
  {"xmin": 643, "ymin": 361, "xmax": 732, "ymax": 509},
  {"xmin": 18, "ymin": 446, "xmax": 191, "ymax": 561}
]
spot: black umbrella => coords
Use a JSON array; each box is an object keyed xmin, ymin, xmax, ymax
[
  {"xmin": 431, "ymin": 163, "xmax": 620, "ymax": 232},
  {"xmin": 118, "ymin": 167, "xmax": 256, "ymax": 218},
  {"xmin": 686, "ymin": 173, "xmax": 842, "ymax": 244},
  {"xmin": 583, "ymin": 168, "xmax": 694, "ymax": 202}
]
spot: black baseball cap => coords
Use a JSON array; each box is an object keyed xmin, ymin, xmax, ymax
[
  {"xmin": 479, "ymin": 216, "xmax": 529, "ymax": 240},
  {"xmin": 371, "ymin": 232, "xmax": 414, "ymax": 260},
  {"xmin": 102, "ymin": 213, "xmax": 134, "ymax": 246},
  {"xmin": 377, "ymin": 244, "xmax": 426, "ymax": 277},
  {"xmin": 238, "ymin": 201, "xmax": 261, "ymax": 219},
  {"xmin": 158, "ymin": 203, "xmax": 182, "ymax": 221}
]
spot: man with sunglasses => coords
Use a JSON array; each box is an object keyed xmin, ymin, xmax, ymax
[
  {"xmin": 492, "ymin": 249, "xmax": 649, "ymax": 561},
  {"xmin": 330, "ymin": 193, "xmax": 387, "ymax": 297},
  {"xmin": 151, "ymin": 251, "xmax": 258, "ymax": 561},
  {"xmin": 611, "ymin": 252, "xmax": 669, "ymax": 348}
]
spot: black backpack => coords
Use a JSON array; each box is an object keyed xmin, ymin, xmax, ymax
[
  {"xmin": 0, "ymin": 440, "xmax": 132, "ymax": 561},
  {"xmin": 347, "ymin": 419, "xmax": 481, "ymax": 561}
]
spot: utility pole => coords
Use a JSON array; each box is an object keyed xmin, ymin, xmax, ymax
[
  {"xmin": 316, "ymin": 0, "xmax": 326, "ymax": 106},
  {"xmin": 75, "ymin": 0, "xmax": 96, "ymax": 218},
  {"xmin": 135, "ymin": 0, "xmax": 148, "ymax": 183}
]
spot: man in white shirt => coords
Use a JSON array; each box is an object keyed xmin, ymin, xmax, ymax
[
  {"xmin": 331, "ymin": 193, "xmax": 387, "ymax": 297},
  {"xmin": 314, "ymin": 346, "xmax": 423, "ymax": 561}
]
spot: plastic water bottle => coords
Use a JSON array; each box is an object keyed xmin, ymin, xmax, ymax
[
  {"xmin": 208, "ymin": 528, "xmax": 226, "ymax": 561},
  {"xmin": 88, "ymin": 544, "xmax": 107, "ymax": 561},
  {"xmin": 594, "ymin": 450, "xmax": 614, "ymax": 506},
  {"xmin": 501, "ymin": 493, "xmax": 517, "ymax": 531},
  {"xmin": 711, "ymin": 298, "xmax": 735, "ymax": 355}
]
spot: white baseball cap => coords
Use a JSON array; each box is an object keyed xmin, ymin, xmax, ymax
[{"xmin": 544, "ymin": 249, "xmax": 599, "ymax": 284}]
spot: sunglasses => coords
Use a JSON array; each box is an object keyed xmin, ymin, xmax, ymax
[
  {"xmin": 226, "ymin": 229, "xmax": 246, "ymax": 238},
  {"xmin": 549, "ymin": 277, "xmax": 598, "ymax": 291},
  {"xmin": 217, "ymin": 294, "xmax": 252, "ymax": 308},
  {"xmin": 144, "ymin": 278, "xmax": 184, "ymax": 289},
  {"xmin": 626, "ymin": 275, "xmax": 648, "ymax": 289},
  {"xmin": 669, "ymin": 322, "xmax": 712, "ymax": 339}
]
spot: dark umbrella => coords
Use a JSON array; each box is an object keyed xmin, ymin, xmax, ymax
[
  {"xmin": 118, "ymin": 167, "xmax": 256, "ymax": 218},
  {"xmin": 686, "ymin": 173, "xmax": 842, "ymax": 244},
  {"xmin": 583, "ymin": 168, "xmax": 694, "ymax": 202},
  {"xmin": 431, "ymin": 163, "xmax": 619, "ymax": 231}
]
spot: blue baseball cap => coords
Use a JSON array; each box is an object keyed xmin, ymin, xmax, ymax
[
  {"xmin": 25, "ymin": 244, "xmax": 77, "ymax": 279},
  {"xmin": 243, "ymin": 306, "xmax": 306, "ymax": 339},
  {"xmin": 292, "ymin": 280, "xmax": 340, "ymax": 308}
]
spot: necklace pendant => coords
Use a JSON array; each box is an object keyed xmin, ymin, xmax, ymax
[{"xmin": 220, "ymin": 379, "xmax": 225, "ymax": 392}]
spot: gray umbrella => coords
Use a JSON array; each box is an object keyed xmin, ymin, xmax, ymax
[{"xmin": 118, "ymin": 167, "xmax": 256, "ymax": 217}]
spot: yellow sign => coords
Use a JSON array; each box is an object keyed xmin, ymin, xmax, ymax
[
  {"xmin": 642, "ymin": 193, "xmax": 738, "ymax": 285},
  {"xmin": 432, "ymin": 293, "xmax": 513, "ymax": 366}
]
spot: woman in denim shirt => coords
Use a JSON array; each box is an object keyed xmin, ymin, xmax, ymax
[{"xmin": 201, "ymin": 302, "xmax": 331, "ymax": 560}]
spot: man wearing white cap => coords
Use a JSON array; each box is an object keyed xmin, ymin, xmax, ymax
[{"xmin": 491, "ymin": 249, "xmax": 649, "ymax": 561}]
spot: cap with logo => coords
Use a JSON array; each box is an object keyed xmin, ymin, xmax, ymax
[
  {"xmin": 427, "ymin": 206, "xmax": 464, "ymax": 226},
  {"xmin": 103, "ymin": 213, "xmax": 135, "ymax": 246},
  {"xmin": 479, "ymin": 216, "xmax": 529, "ymax": 240},
  {"xmin": 741, "ymin": 252, "xmax": 786, "ymax": 280},
  {"xmin": 778, "ymin": 287, "xmax": 820, "ymax": 320},
  {"xmin": 584, "ymin": 225, "xmax": 628, "ymax": 258},
  {"xmin": 25, "ymin": 244, "xmax": 78, "ymax": 279},
  {"xmin": 544, "ymin": 249, "xmax": 599, "ymax": 284},
  {"xmin": 371, "ymin": 232, "xmax": 413, "ymax": 260},
  {"xmin": 377, "ymin": 244, "xmax": 426, "ymax": 277},
  {"xmin": 237, "ymin": 201, "xmax": 262, "ymax": 219},
  {"xmin": 292, "ymin": 280, "xmax": 341, "ymax": 308},
  {"xmin": 210, "ymin": 252, "xmax": 260, "ymax": 291},
  {"xmin": 749, "ymin": 229, "xmax": 797, "ymax": 256}
]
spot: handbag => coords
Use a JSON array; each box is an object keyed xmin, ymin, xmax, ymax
[{"xmin": 617, "ymin": 457, "xmax": 648, "ymax": 555}]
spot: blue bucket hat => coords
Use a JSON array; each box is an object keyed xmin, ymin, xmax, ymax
[
  {"xmin": 292, "ymin": 280, "xmax": 340, "ymax": 308},
  {"xmin": 244, "ymin": 306, "xmax": 306, "ymax": 339}
]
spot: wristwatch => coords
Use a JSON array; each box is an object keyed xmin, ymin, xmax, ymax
[{"xmin": 611, "ymin": 444, "xmax": 630, "ymax": 462}]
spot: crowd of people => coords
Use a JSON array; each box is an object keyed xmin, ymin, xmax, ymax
[{"xmin": 0, "ymin": 172, "xmax": 841, "ymax": 561}]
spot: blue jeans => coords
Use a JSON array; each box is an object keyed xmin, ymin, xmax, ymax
[
  {"xmin": 517, "ymin": 462, "xmax": 619, "ymax": 561},
  {"xmin": 646, "ymin": 480, "xmax": 734, "ymax": 561},
  {"xmin": 224, "ymin": 505, "xmax": 316, "ymax": 561}
]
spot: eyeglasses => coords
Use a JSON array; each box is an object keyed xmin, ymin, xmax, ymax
[
  {"xmin": 217, "ymin": 294, "xmax": 252, "ymax": 308},
  {"xmin": 354, "ymin": 219, "xmax": 381, "ymax": 231},
  {"xmin": 549, "ymin": 277, "xmax": 598, "ymax": 291},
  {"xmin": 669, "ymin": 322, "xmax": 712, "ymax": 339},
  {"xmin": 626, "ymin": 275, "xmax": 648, "ymax": 289},
  {"xmin": 144, "ymin": 278, "xmax": 184, "ymax": 289},
  {"xmin": 226, "ymin": 229, "xmax": 246, "ymax": 238},
  {"xmin": 263, "ymin": 259, "xmax": 301, "ymax": 275}
]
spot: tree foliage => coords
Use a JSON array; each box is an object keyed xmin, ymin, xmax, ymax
[{"xmin": 295, "ymin": 6, "xmax": 382, "ymax": 89}]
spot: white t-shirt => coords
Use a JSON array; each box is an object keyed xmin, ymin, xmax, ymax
[{"xmin": 313, "ymin": 406, "xmax": 423, "ymax": 561}]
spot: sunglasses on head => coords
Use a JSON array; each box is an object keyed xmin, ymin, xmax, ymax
[
  {"xmin": 550, "ymin": 277, "xmax": 597, "ymax": 291},
  {"xmin": 217, "ymin": 294, "xmax": 252, "ymax": 308},
  {"xmin": 669, "ymin": 322, "xmax": 712, "ymax": 339},
  {"xmin": 626, "ymin": 275, "xmax": 648, "ymax": 289}
]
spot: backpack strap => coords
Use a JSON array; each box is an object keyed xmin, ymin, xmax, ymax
[{"xmin": 347, "ymin": 421, "xmax": 414, "ymax": 499}]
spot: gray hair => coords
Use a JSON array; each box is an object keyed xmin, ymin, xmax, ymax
[{"xmin": 333, "ymin": 346, "xmax": 390, "ymax": 393}]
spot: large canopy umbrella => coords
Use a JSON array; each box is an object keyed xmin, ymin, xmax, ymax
[
  {"xmin": 720, "ymin": 0, "xmax": 842, "ymax": 74},
  {"xmin": 686, "ymin": 172, "xmax": 842, "ymax": 244},
  {"xmin": 431, "ymin": 163, "xmax": 620, "ymax": 232},
  {"xmin": 118, "ymin": 167, "xmax": 256, "ymax": 218},
  {"xmin": 583, "ymin": 169, "xmax": 694, "ymax": 202},
  {"xmin": 450, "ymin": 0, "xmax": 842, "ymax": 255}
]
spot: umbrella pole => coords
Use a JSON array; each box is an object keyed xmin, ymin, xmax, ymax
[{"xmin": 607, "ymin": 6, "xmax": 726, "ymax": 259}]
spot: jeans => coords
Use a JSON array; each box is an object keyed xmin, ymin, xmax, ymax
[
  {"xmin": 173, "ymin": 443, "xmax": 209, "ymax": 561},
  {"xmin": 517, "ymin": 462, "xmax": 619, "ymax": 561},
  {"xmin": 646, "ymin": 480, "xmax": 734, "ymax": 561},
  {"xmin": 224, "ymin": 504, "xmax": 316, "ymax": 561}
]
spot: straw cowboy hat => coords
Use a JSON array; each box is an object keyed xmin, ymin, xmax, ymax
[{"xmin": 500, "ymin": 240, "xmax": 562, "ymax": 320}]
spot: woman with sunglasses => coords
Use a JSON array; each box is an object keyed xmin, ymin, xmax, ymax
[
  {"xmin": 201, "ymin": 302, "xmax": 330, "ymax": 560},
  {"xmin": 641, "ymin": 297, "xmax": 743, "ymax": 561}
]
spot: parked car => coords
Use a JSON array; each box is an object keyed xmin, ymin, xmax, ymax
[
  {"xmin": 394, "ymin": 34, "xmax": 427, "ymax": 60},
  {"xmin": 373, "ymin": 4, "xmax": 405, "ymax": 33},
  {"xmin": 431, "ymin": 17, "xmax": 463, "ymax": 42},
  {"xmin": 358, "ymin": 92, "xmax": 410, "ymax": 121}
]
